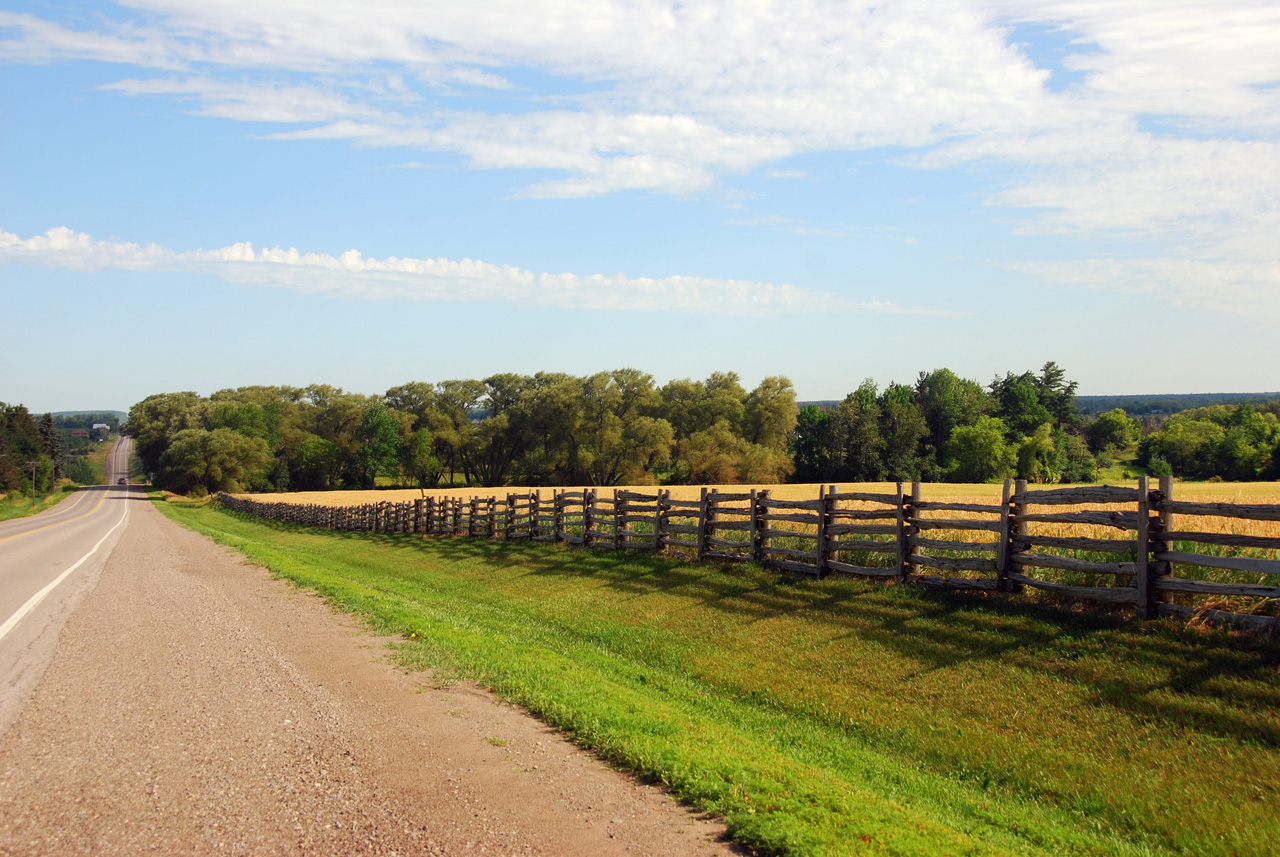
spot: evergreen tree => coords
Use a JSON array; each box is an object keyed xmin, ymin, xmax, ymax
[{"xmin": 39, "ymin": 412, "xmax": 65, "ymax": 481}]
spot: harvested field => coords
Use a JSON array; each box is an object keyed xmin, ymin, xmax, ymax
[
  {"xmin": 237, "ymin": 481, "xmax": 1280, "ymax": 542},
  {"xmin": 229, "ymin": 481, "xmax": 1280, "ymax": 621},
  {"xmin": 239, "ymin": 481, "xmax": 1280, "ymax": 506}
]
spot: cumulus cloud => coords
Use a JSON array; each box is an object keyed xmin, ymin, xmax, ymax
[
  {"xmin": 0, "ymin": 226, "xmax": 951, "ymax": 316},
  {"xmin": 2, "ymin": 1, "xmax": 1277, "ymax": 270}
]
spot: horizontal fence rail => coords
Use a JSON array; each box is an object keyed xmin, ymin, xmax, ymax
[{"xmin": 216, "ymin": 476, "xmax": 1280, "ymax": 634}]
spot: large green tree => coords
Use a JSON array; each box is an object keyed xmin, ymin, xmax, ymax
[
  {"xmin": 39, "ymin": 412, "xmax": 65, "ymax": 482},
  {"xmin": 1086, "ymin": 408, "xmax": 1141, "ymax": 454},
  {"xmin": 128, "ymin": 392, "xmax": 207, "ymax": 476},
  {"xmin": 946, "ymin": 416, "xmax": 1016, "ymax": 483},
  {"xmin": 878, "ymin": 382, "xmax": 928, "ymax": 481},
  {"xmin": 157, "ymin": 428, "xmax": 270, "ymax": 494},
  {"xmin": 352, "ymin": 403, "xmax": 405, "ymax": 488},
  {"xmin": 915, "ymin": 368, "xmax": 989, "ymax": 457},
  {"xmin": 830, "ymin": 381, "xmax": 884, "ymax": 483}
]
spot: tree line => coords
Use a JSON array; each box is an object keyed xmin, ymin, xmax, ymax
[
  {"xmin": 1136, "ymin": 402, "xmax": 1280, "ymax": 481},
  {"xmin": 126, "ymin": 363, "xmax": 1280, "ymax": 496},
  {"xmin": 2, "ymin": 404, "xmax": 77, "ymax": 494},
  {"xmin": 127, "ymin": 371, "xmax": 797, "ymax": 495}
]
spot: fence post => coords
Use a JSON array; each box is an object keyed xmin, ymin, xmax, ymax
[
  {"xmin": 1155, "ymin": 475, "xmax": 1175, "ymax": 607},
  {"xmin": 583, "ymin": 489, "xmax": 595, "ymax": 547},
  {"xmin": 996, "ymin": 478, "xmax": 1012, "ymax": 592},
  {"xmin": 899, "ymin": 482, "xmax": 916, "ymax": 582},
  {"xmin": 749, "ymin": 489, "xmax": 760, "ymax": 563},
  {"xmin": 825, "ymin": 484, "xmax": 838, "ymax": 570},
  {"xmin": 653, "ymin": 490, "xmax": 663, "ymax": 552},
  {"xmin": 815, "ymin": 484, "xmax": 828, "ymax": 577},
  {"xmin": 696, "ymin": 487, "xmax": 709, "ymax": 561},
  {"xmin": 613, "ymin": 489, "xmax": 622, "ymax": 551},
  {"xmin": 893, "ymin": 482, "xmax": 906, "ymax": 581},
  {"xmin": 554, "ymin": 491, "xmax": 564, "ymax": 542},
  {"xmin": 1136, "ymin": 475, "xmax": 1153, "ymax": 618},
  {"xmin": 1009, "ymin": 479, "xmax": 1029, "ymax": 592}
]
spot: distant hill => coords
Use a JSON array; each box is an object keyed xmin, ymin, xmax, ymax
[
  {"xmin": 50, "ymin": 410, "xmax": 127, "ymax": 432},
  {"xmin": 51, "ymin": 410, "xmax": 127, "ymax": 420},
  {"xmin": 1076, "ymin": 393, "xmax": 1280, "ymax": 416},
  {"xmin": 800, "ymin": 395, "xmax": 1280, "ymax": 418}
]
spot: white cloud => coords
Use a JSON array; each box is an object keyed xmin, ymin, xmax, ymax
[
  {"xmin": 103, "ymin": 77, "xmax": 387, "ymax": 123},
  {"xmin": 0, "ymin": 2, "xmax": 1080, "ymax": 198},
  {"xmin": 0, "ymin": 226, "xmax": 950, "ymax": 316},
  {"xmin": 1004, "ymin": 255, "xmax": 1280, "ymax": 320},
  {"xmin": 3, "ymin": 1, "xmax": 1278, "ymax": 261}
]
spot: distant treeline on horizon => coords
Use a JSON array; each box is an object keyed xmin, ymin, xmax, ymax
[
  {"xmin": 801, "ymin": 392, "xmax": 1280, "ymax": 418},
  {"xmin": 1074, "ymin": 393, "xmax": 1280, "ymax": 416}
]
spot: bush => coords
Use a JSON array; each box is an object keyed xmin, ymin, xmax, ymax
[{"xmin": 1147, "ymin": 454, "xmax": 1172, "ymax": 477}]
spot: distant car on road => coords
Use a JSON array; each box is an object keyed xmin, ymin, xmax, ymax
[{"xmin": 117, "ymin": 478, "xmax": 127, "ymax": 485}]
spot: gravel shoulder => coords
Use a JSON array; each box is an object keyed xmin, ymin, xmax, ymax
[{"xmin": 0, "ymin": 497, "xmax": 740, "ymax": 856}]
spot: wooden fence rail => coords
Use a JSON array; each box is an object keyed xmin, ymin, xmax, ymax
[{"xmin": 216, "ymin": 478, "xmax": 1280, "ymax": 633}]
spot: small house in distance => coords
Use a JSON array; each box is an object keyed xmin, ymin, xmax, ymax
[{"xmin": 70, "ymin": 429, "xmax": 90, "ymax": 440}]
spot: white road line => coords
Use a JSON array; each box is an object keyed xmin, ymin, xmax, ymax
[{"xmin": 0, "ymin": 491, "xmax": 131, "ymax": 643}]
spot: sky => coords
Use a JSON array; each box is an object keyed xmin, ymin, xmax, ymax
[{"xmin": 2, "ymin": 0, "xmax": 1278, "ymax": 413}]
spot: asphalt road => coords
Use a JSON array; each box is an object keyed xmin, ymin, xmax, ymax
[
  {"xmin": 0, "ymin": 436, "xmax": 135, "ymax": 735},
  {"xmin": 0, "ymin": 439, "xmax": 736, "ymax": 854}
]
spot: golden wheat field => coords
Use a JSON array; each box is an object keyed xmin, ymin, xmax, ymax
[
  {"xmin": 230, "ymin": 481, "xmax": 1280, "ymax": 617},
  {"xmin": 238, "ymin": 481, "xmax": 1280, "ymax": 541}
]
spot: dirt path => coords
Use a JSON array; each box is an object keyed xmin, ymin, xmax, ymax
[{"xmin": 0, "ymin": 496, "xmax": 740, "ymax": 855}]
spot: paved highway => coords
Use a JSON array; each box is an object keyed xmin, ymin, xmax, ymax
[
  {"xmin": 0, "ymin": 434, "xmax": 732, "ymax": 853},
  {"xmin": 0, "ymin": 436, "xmax": 134, "ymax": 734}
]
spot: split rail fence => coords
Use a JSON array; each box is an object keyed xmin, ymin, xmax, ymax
[{"xmin": 216, "ymin": 476, "xmax": 1280, "ymax": 632}]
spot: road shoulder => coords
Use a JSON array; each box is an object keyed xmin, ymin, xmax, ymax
[{"xmin": 0, "ymin": 495, "xmax": 738, "ymax": 855}]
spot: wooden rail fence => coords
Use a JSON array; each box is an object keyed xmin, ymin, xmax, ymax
[{"xmin": 216, "ymin": 476, "xmax": 1280, "ymax": 633}]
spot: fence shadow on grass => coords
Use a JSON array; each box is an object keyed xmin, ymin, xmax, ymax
[{"xmin": 271, "ymin": 517, "xmax": 1280, "ymax": 748}]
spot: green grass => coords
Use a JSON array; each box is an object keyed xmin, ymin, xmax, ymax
[
  {"xmin": 0, "ymin": 488, "xmax": 75, "ymax": 522},
  {"xmin": 83, "ymin": 436, "xmax": 115, "ymax": 484},
  {"xmin": 158, "ymin": 500, "xmax": 1280, "ymax": 856}
]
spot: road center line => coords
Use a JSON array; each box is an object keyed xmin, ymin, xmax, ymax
[
  {"xmin": 0, "ymin": 491, "xmax": 110, "ymax": 544},
  {"xmin": 0, "ymin": 494, "xmax": 130, "ymax": 643}
]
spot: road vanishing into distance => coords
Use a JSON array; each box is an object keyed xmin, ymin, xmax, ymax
[
  {"xmin": 0, "ymin": 438, "xmax": 735, "ymax": 855},
  {"xmin": 0, "ymin": 436, "xmax": 134, "ymax": 735}
]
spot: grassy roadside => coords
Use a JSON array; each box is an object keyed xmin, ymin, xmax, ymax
[
  {"xmin": 0, "ymin": 489, "xmax": 74, "ymax": 523},
  {"xmin": 0, "ymin": 436, "xmax": 124, "ymax": 524},
  {"xmin": 157, "ymin": 499, "xmax": 1280, "ymax": 857},
  {"xmin": 82, "ymin": 435, "xmax": 117, "ymax": 485}
]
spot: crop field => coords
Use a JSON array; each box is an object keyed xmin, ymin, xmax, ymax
[
  {"xmin": 232, "ymin": 480, "xmax": 1280, "ymax": 620},
  {"xmin": 241, "ymin": 480, "xmax": 1280, "ymax": 507},
  {"xmin": 159, "ymin": 497, "xmax": 1280, "ymax": 857}
]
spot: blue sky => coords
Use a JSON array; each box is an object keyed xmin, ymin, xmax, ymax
[{"xmin": 2, "ymin": 1, "xmax": 1278, "ymax": 412}]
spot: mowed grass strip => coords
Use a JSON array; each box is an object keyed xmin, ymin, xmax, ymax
[
  {"xmin": 0, "ymin": 489, "xmax": 73, "ymax": 522},
  {"xmin": 159, "ymin": 500, "xmax": 1280, "ymax": 857}
]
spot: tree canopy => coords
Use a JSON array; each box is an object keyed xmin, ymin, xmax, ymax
[{"xmin": 124, "ymin": 362, "xmax": 1280, "ymax": 494}]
